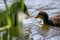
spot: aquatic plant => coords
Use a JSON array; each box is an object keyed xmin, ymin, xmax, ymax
[{"xmin": 0, "ymin": 0, "xmax": 25, "ymax": 40}]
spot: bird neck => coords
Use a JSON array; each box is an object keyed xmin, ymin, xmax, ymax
[
  {"xmin": 43, "ymin": 18, "xmax": 54, "ymax": 26},
  {"xmin": 43, "ymin": 19, "xmax": 49, "ymax": 24}
]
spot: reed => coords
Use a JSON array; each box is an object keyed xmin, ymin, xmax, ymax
[{"xmin": 0, "ymin": 0, "xmax": 25, "ymax": 40}]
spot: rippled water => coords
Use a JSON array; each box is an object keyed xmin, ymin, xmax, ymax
[{"xmin": 24, "ymin": 0, "xmax": 60, "ymax": 40}]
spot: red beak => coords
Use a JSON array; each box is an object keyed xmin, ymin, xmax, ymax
[{"xmin": 35, "ymin": 15, "xmax": 39, "ymax": 19}]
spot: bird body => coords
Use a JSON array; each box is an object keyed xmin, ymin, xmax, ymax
[
  {"xmin": 35, "ymin": 11, "xmax": 60, "ymax": 28},
  {"xmin": 49, "ymin": 15, "xmax": 60, "ymax": 26}
]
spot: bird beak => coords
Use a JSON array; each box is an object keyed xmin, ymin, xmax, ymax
[
  {"xmin": 26, "ymin": 13, "xmax": 30, "ymax": 16},
  {"xmin": 26, "ymin": 12, "xmax": 30, "ymax": 17},
  {"xmin": 35, "ymin": 15, "xmax": 39, "ymax": 19}
]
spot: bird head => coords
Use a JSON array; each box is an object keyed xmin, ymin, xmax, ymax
[{"xmin": 35, "ymin": 11, "xmax": 49, "ymax": 21}]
